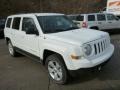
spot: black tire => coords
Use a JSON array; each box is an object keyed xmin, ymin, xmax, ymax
[
  {"xmin": 45, "ymin": 54, "xmax": 68, "ymax": 84},
  {"xmin": 8, "ymin": 40, "xmax": 18, "ymax": 57}
]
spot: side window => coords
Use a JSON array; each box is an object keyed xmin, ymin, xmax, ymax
[
  {"xmin": 76, "ymin": 15, "xmax": 84, "ymax": 21},
  {"xmin": 88, "ymin": 15, "xmax": 95, "ymax": 21},
  {"xmin": 6, "ymin": 18, "xmax": 12, "ymax": 28},
  {"xmin": 97, "ymin": 14, "xmax": 106, "ymax": 21},
  {"xmin": 107, "ymin": 14, "xmax": 116, "ymax": 20},
  {"xmin": 12, "ymin": 17, "xmax": 21, "ymax": 30},
  {"xmin": 22, "ymin": 18, "xmax": 37, "ymax": 32}
]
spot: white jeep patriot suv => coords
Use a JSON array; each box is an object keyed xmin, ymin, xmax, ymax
[{"xmin": 4, "ymin": 13, "xmax": 114, "ymax": 84}]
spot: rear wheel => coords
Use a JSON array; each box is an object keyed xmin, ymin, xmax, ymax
[
  {"xmin": 45, "ymin": 54, "xmax": 68, "ymax": 84},
  {"xmin": 8, "ymin": 41, "xmax": 18, "ymax": 57}
]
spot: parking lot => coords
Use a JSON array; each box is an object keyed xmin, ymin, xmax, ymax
[{"xmin": 0, "ymin": 33, "xmax": 120, "ymax": 90}]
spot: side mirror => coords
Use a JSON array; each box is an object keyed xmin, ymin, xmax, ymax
[{"xmin": 26, "ymin": 27, "xmax": 39, "ymax": 36}]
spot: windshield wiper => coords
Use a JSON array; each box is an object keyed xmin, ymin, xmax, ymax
[
  {"xmin": 66, "ymin": 27, "xmax": 79, "ymax": 30},
  {"xmin": 53, "ymin": 29, "xmax": 67, "ymax": 33},
  {"xmin": 44, "ymin": 27, "xmax": 78, "ymax": 34},
  {"xmin": 45, "ymin": 29, "xmax": 66, "ymax": 33}
]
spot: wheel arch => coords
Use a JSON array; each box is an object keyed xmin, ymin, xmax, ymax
[
  {"xmin": 43, "ymin": 49, "xmax": 69, "ymax": 70},
  {"xmin": 5, "ymin": 37, "xmax": 10, "ymax": 45},
  {"xmin": 43, "ymin": 49, "xmax": 66, "ymax": 66}
]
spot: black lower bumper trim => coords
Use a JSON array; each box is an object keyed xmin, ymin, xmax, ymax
[{"xmin": 69, "ymin": 58, "xmax": 111, "ymax": 76}]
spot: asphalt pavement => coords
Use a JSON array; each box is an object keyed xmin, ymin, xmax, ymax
[{"xmin": 0, "ymin": 34, "xmax": 120, "ymax": 90}]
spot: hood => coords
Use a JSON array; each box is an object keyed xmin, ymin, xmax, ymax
[{"xmin": 45, "ymin": 29, "xmax": 109, "ymax": 46}]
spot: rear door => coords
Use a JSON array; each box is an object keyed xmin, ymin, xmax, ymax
[
  {"xmin": 87, "ymin": 14, "xmax": 97, "ymax": 28},
  {"xmin": 97, "ymin": 14, "xmax": 108, "ymax": 30},
  {"xmin": 11, "ymin": 17, "xmax": 21, "ymax": 47}
]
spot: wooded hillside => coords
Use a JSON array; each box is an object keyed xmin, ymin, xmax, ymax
[{"xmin": 0, "ymin": 0, "xmax": 107, "ymax": 17}]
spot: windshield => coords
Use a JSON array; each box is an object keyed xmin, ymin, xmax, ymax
[{"xmin": 37, "ymin": 15, "xmax": 79, "ymax": 34}]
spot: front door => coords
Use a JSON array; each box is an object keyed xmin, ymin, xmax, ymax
[
  {"xmin": 21, "ymin": 17, "xmax": 40, "ymax": 57},
  {"xmin": 106, "ymin": 14, "xmax": 119, "ymax": 29},
  {"xmin": 97, "ymin": 14, "xmax": 107, "ymax": 30}
]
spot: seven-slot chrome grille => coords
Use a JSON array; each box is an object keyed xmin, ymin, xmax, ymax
[
  {"xmin": 86, "ymin": 36, "xmax": 110, "ymax": 59},
  {"xmin": 93, "ymin": 38, "xmax": 109, "ymax": 55}
]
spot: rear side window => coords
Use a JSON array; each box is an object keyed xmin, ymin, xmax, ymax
[
  {"xmin": 97, "ymin": 14, "xmax": 106, "ymax": 21},
  {"xmin": 12, "ymin": 17, "xmax": 21, "ymax": 30},
  {"xmin": 6, "ymin": 18, "xmax": 12, "ymax": 28},
  {"xmin": 88, "ymin": 15, "xmax": 95, "ymax": 21},
  {"xmin": 76, "ymin": 15, "xmax": 84, "ymax": 21}
]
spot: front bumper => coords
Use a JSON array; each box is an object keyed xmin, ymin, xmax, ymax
[
  {"xmin": 69, "ymin": 44, "xmax": 114, "ymax": 70},
  {"xmin": 69, "ymin": 58, "xmax": 111, "ymax": 76}
]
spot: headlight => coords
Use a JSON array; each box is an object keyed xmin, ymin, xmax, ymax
[{"xmin": 83, "ymin": 44, "xmax": 92, "ymax": 56}]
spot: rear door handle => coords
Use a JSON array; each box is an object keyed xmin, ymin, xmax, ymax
[{"xmin": 108, "ymin": 22, "xmax": 112, "ymax": 23}]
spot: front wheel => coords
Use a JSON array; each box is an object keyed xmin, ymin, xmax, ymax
[{"xmin": 45, "ymin": 54, "xmax": 68, "ymax": 84}]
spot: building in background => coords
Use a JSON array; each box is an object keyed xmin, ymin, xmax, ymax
[
  {"xmin": 0, "ymin": 0, "xmax": 106, "ymax": 17},
  {"xmin": 106, "ymin": 0, "xmax": 120, "ymax": 18}
]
